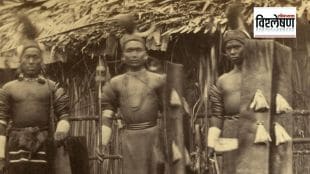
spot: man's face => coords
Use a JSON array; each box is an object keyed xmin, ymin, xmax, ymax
[
  {"xmin": 225, "ymin": 40, "xmax": 244, "ymax": 65},
  {"xmin": 123, "ymin": 41, "xmax": 147, "ymax": 67},
  {"xmin": 20, "ymin": 47, "xmax": 42, "ymax": 77}
]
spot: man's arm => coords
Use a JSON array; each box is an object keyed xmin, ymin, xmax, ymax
[
  {"xmin": 101, "ymin": 80, "xmax": 118, "ymax": 146},
  {"xmin": 207, "ymin": 79, "xmax": 225, "ymax": 150},
  {"xmin": 155, "ymin": 74, "xmax": 166, "ymax": 114},
  {"xmin": 0, "ymin": 88, "xmax": 10, "ymax": 168},
  {"xmin": 53, "ymin": 84, "xmax": 70, "ymax": 141}
]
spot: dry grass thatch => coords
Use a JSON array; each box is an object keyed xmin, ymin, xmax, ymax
[{"xmin": 0, "ymin": 0, "xmax": 309, "ymax": 55}]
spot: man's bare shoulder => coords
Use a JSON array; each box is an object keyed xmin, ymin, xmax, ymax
[
  {"xmin": 217, "ymin": 73, "xmax": 229, "ymax": 86},
  {"xmin": 146, "ymin": 71, "xmax": 166, "ymax": 87},
  {"xmin": 2, "ymin": 80, "xmax": 19, "ymax": 90},
  {"xmin": 147, "ymin": 71, "xmax": 166, "ymax": 80},
  {"xmin": 110, "ymin": 74, "xmax": 125, "ymax": 83},
  {"xmin": 218, "ymin": 70, "xmax": 240, "ymax": 82},
  {"xmin": 45, "ymin": 79, "xmax": 57, "ymax": 87},
  {"xmin": 108, "ymin": 74, "xmax": 126, "ymax": 89}
]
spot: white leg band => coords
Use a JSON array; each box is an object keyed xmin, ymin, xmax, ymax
[{"xmin": 101, "ymin": 125, "xmax": 112, "ymax": 146}]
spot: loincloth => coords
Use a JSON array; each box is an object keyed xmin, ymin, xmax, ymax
[
  {"xmin": 7, "ymin": 126, "xmax": 49, "ymax": 164},
  {"xmin": 121, "ymin": 125, "xmax": 164, "ymax": 174}
]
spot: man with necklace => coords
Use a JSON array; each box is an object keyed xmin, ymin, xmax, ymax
[
  {"xmin": 100, "ymin": 34, "xmax": 166, "ymax": 174},
  {"xmin": 0, "ymin": 16, "xmax": 70, "ymax": 174}
]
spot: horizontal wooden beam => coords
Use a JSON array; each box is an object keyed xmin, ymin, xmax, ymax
[
  {"xmin": 68, "ymin": 116, "xmax": 99, "ymax": 121},
  {"xmin": 293, "ymin": 150, "xmax": 310, "ymax": 155},
  {"xmin": 292, "ymin": 109, "xmax": 310, "ymax": 116},
  {"xmin": 89, "ymin": 155, "xmax": 123, "ymax": 161},
  {"xmin": 293, "ymin": 138, "xmax": 310, "ymax": 143}
]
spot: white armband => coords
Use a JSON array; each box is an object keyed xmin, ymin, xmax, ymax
[
  {"xmin": 207, "ymin": 127, "xmax": 221, "ymax": 148},
  {"xmin": 56, "ymin": 120, "xmax": 70, "ymax": 133},
  {"xmin": 0, "ymin": 135, "xmax": 6, "ymax": 158},
  {"xmin": 0, "ymin": 120, "xmax": 7, "ymax": 126},
  {"xmin": 102, "ymin": 110, "xmax": 114, "ymax": 118}
]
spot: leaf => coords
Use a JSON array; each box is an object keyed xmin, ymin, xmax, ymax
[
  {"xmin": 159, "ymin": 0, "xmax": 173, "ymax": 5},
  {"xmin": 42, "ymin": 0, "xmax": 58, "ymax": 9},
  {"xmin": 171, "ymin": 26, "xmax": 186, "ymax": 34},
  {"xmin": 204, "ymin": 26, "xmax": 209, "ymax": 34},
  {"xmin": 180, "ymin": 26, "xmax": 189, "ymax": 33},
  {"xmin": 220, "ymin": 24, "xmax": 226, "ymax": 34},
  {"xmin": 219, "ymin": 18, "xmax": 228, "ymax": 25},
  {"xmin": 192, "ymin": 17, "xmax": 202, "ymax": 25},
  {"xmin": 246, "ymin": 13, "xmax": 253, "ymax": 26},
  {"xmin": 186, "ymin": 27, "xmax": 193, "ymax": 33},
  {"xmin": 201, "ymin": 0, "xmax": 211, "ymax": 12},
  {"xmin": 193, "ymin": 26, "xmax": 202, "ymax": 33},
  {"xmin": 161, "ymin": 28, "xmax": 174, "ymax": 36},
  {"xmin": 210, "ymin": 26, "xmax": 217, "ymax": 34}
]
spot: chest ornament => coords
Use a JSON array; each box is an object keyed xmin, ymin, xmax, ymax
[{"xmin": 18, "ymin": 74, "xmax": 46, "ymax": 84}]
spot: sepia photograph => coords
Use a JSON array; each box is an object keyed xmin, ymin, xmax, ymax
[{"xmin": 0, "ymin": 0, "xmax": 309, "ymax": 174}]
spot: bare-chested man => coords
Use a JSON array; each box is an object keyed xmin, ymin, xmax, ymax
[
  {"xmin": 100, "ymin": 34, "xmax": 165, "ymax": 174},
  {"xmin": 207, "ymin": 29, "xmax": 250, "ymax": 174}
]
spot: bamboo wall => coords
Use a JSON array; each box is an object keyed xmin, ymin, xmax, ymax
[
  {"xmin": 47, "ymin": 54, "xmax": 125, "ymax": 174},
  {"xmin": 279, "ymin": 21, "xmax": 310, "ymax": 174},
  {"xmin": 292, "ymin": 59, "xmax": 310, "ymax": 174},
  {"xmin": 47, "ymin": 59, "xmax": 102, "ymax": 174}
]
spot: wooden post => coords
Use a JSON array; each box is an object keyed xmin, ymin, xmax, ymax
[
  {"xmin": 97, "ymin": 56, "xmax": 103, "ymax": 174},
  {"xmin": 164, "ymin": 62, "xmax": 186, "ymax": 174},
  {"xmin": 237, "ymin": 40, "xmax": 294, "ymax": 174},
  {"xmin": 270, "ymin": 42, "xmax": 293, "ymax": 174},
  {"xmin": 237, "ymin": 40, "xmax": 274, "ymax": 174}
]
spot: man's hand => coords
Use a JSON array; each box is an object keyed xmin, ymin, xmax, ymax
[
  {"xmin": 208, "ymin": 147, "xmax": 216, "ymax": 159},
  {"xmin": 0, "ymin": 158, "xmax": 5, "ymax": 172},
  {"xmin": 54, "ymin": 120, "xmax": 70, "ymax": 142},
  {"xmin": 96, "ymin": 146, "xmax": 110, "ymax": 162},
  {"xmin": 54, "ymin": 131, "xmax": 68, "ymax": 142}
]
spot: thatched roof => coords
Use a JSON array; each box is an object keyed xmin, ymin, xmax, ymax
[{"xmin": 0, "ymin": 0, "xmax": 309, "ymax": 57}]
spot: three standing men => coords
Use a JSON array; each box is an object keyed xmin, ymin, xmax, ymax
[{"xmin": 0, "ymin": 13, "xmax": 289, "ymax": 174}]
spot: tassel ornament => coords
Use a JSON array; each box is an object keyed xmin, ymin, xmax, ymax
[
  {"xmin": 18, "ymin": 73, "xmax": 24, "ymax": 81},
  {"xmin": 95, "ymin": 65, "xmax": 106, "ymax": 82},
  {"xmin": 274, "ymin": 122, "xmax": 292, "ymax": 146},
  {"xmin": 117, "ymin": 119, "xmax": 124, "ymax": 129},
  {"xmin": 170, "ymin": 88, "xmax": 182, "ymax": 106},
  {"xmin": 250, "ymin": 89, "xmax": 270, "ymax": 112},
  {"xmin": 182, "ymin": 97, "xmax": 190, "ymax": 114},
  {"xmin": 37, "ymin": 75, "xmax": 46, "ymax": 84},
  {"xmin": 184, "ymin": 148, "xmax": 191, "ymax": 166},
  {"xmin": 254, "ymin": 122, "xmax": 272, "ymax": 144},
  {"xmin": 95, "ymin": 57, "xmax": 106, "ymax": 83},
  {"xmin": 172, "ymin": 141, "xmax": 182, "ymax": 162},
  {"xmin": 276, "ymin": 94, "xmax": 293, "ymax": 114}
]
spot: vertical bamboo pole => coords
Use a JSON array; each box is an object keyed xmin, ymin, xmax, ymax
[
  {"xmin": 270, "ymin": 42, "xmax": 293, "ymax": 174},
  {"xmin": 97, "ymin": 56, "xmax": 103, "ymax": 174}
]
